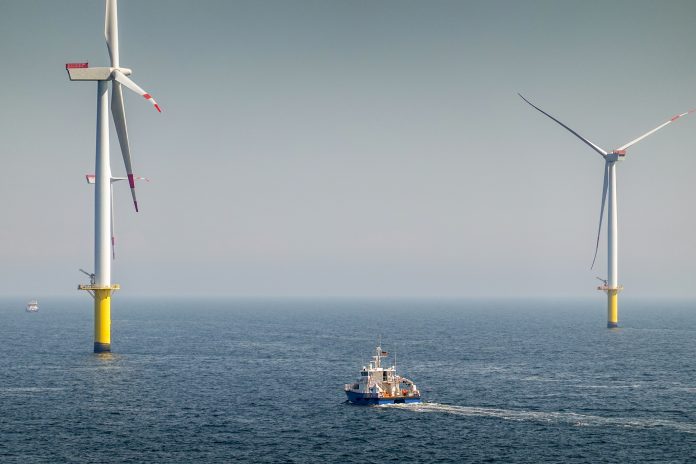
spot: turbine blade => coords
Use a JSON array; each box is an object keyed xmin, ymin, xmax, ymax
[
  {"xmin": 518, "ymin": 93, "xmax": 608, "ymax": 157},
  {"xmin": 111, "ymin": 81, "xmax": 139, "ymax": 212},
  {"xmin": 112, "ymin": 70, "xmax": 161, "ymax": 113},
  {"xmin": 591, "ymin": 161, "xmax": 610, "ymax": 269},
  {"xmin": 617, "ymin": 109, "xmax": 696, "ymax": 151},
  {"xmin": 105, "ymin": 0, "xmax": 119, "ymax": 68}
]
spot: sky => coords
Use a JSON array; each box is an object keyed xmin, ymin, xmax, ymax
[{"xmin": 1, "ymin": 0, "xmax": 696, "ymax": 299}]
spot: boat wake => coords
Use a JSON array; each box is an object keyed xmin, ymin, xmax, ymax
[
  {"xmin": 0, "ymin": 387, "xmax": 65, "ymax": 396},
  {"xmin": 382, "ymin": 402, "xmax": 696, "ymax": 434}
]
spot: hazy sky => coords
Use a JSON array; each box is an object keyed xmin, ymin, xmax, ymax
[{"xmin": 1, "ymin": 0, "xmax": 696, "ymax": 298}]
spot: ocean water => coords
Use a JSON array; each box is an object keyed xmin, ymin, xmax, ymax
[{"xmin": 1, "ymin": 297, "xmax": 695, "ymax": 463}]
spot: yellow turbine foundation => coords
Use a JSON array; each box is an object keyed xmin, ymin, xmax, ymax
[
  {"xmin": 94, "ymin": 289, "xmax": 112, "ymax": 352},
  {"xmin": 598, "ymin": 284, "xmax": 621, "ymax": 329},
  {"xmin": 78, "ymin": 284, "xmax": 119, "ymax": 352},
  {"xmin": 607, "ymin": 289, "xmax": 618, "ymax": 328}
]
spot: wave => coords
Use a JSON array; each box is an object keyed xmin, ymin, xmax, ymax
[{"xmin": 382, "ymin": 402, "xmax": 696, "ymax": 434}]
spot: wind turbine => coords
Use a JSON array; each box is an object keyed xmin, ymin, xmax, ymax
[
  {"xmin": 519, "ymin": 94, "xmax": 693, "ymax": 328},
  {"xmin": 67, "ymin": 0, "xmax": 161, "ymax": 352}
]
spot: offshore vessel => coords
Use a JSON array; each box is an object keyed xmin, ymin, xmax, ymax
[
  {"xmin": 26, "ymin": 300, "xmax": 39, "ymax": 313},
  {"xmin": 344, "ymin": 345, "xmax": 421, "ymax": 405}
]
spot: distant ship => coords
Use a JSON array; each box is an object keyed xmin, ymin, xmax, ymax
[
  {"xmin": 344, "ymin": 345, "xmax": 421, "ymax": 405},
  {"xmin": 26, "ymin": 299, "xmax": 39, "ymax": 313}
]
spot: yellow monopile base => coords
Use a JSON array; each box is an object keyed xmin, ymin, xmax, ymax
[
  {"xmin": 94, "ymin": 289, "xmax": 112, "ymax": 352},
  {"xmin": 78, "ymin": 283, "xmax": 119, "ymax": 352},
  {"xmin": 607, "ymin": 289, "xmax": 618, "ymax": 329}
]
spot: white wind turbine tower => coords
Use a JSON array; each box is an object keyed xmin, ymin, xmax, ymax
[
  {"xmin": 66, "ymin": 0, "xmax": 161, "ymax": 352},
  {"xmin": 519, "ymin": 94, "xmax": 693, "ymax": 328}
]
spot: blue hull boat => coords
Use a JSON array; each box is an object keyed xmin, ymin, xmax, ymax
[{"xmin": 344, "ymin": 345, "xmax": 421, "ymax": 405}]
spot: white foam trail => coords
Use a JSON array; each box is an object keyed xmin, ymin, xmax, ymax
[
  {"xmin": 0, "ymin": 387, "xmax": 65, "ymax": 396},
  {"xmin": 1, "ymin": 387, "xmax": 65, "ymax": 392},
  {"xmin": 383, "ymin": 402, "xmax": 696, "ymax": 434}
]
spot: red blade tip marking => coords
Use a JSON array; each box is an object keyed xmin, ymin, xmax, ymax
[
  {"xmin": 154, "ymin": 104, "xmax": 162, "ymax": 113},
  {"xmin": 127, "ymin": 174, "xmax": 136, "ymax": 189}
]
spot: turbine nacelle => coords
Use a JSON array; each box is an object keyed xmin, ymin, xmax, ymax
[
  {"xmin": 65, "ymin": 64, "xmax": 133, "ymax": 81},
  {"xmin": 606, "ymin": 150, "xmax": 626, "ymax": 162}
]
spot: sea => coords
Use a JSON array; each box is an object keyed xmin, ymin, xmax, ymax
[{"xmin": 1, "ymin": 297, "xmax": 695, "ymax": 463}]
